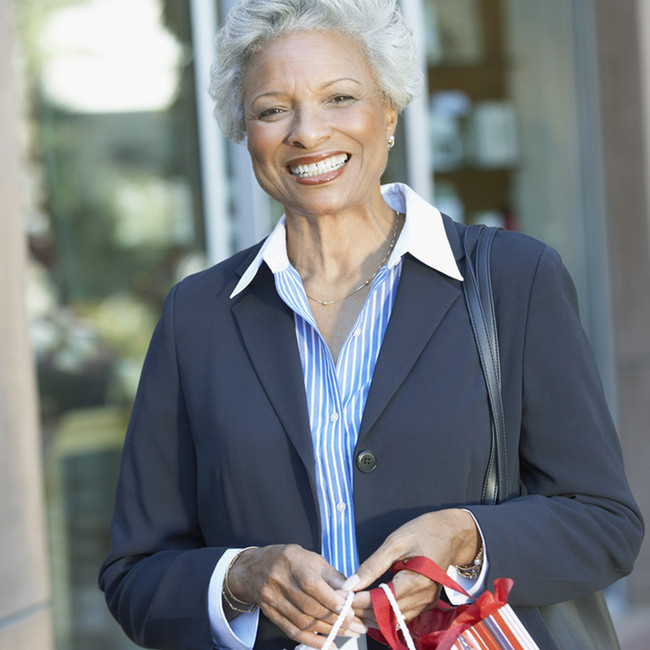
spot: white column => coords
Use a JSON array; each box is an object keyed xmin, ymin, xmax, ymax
[
  {"xmin": 0, "ymin": 1, "xmax": 53, "ymax": 647},
  {"xmin": 190, "ymin": 0, "xmax": 231, "ymax": 263},
  {"xmin": 197, "ymin": 0, "xmax": 273, "ymax": 257},
  {"xmin": 399, "ymin": 0, "xmax": 434, "ymax": 201}
]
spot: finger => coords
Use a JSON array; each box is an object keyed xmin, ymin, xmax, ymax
[
  {"xmin": 331, "ymin": 589, "xmax": 369, "ymax": 631},
  {"xmin": 322, "ymin": 564, "xmax": 348, "ymax": 592},
  {"xmin": 333, "ymin": 591, "xmax": 369, "ymax": 637},
  {"xmin": 261, "ymin": 584, "xmax": 334, "ymax": 628},
  {"xmin": 263, "ymin": 599, "xmax": 365, "ymax": 647},
  {"xmin": 262, "ymin": 597, "xmax": 325, "ymax": 643},
  {"xmin": 349, "ymin": 591, "xmax": 377, "ymax": 628},
  {"xmin": 343, "ymin": 509, "xmax": 475, "ymax": 594},
  {"xmin": 349, "ymin": 572, "xmax": 440, "ymax": 628},
  {"xmin": 262, "ymin": 579, "xmax": 366, "ymax": 640},
  {"xmin": 245, "ymin": 545, "xmax": 366, "ymax": 637},
  {"xmin": 265, "ymin": 606, "xmax": 331, "ymax": 650},
  {"xmin": 256, "ymin": 545, "xmax": 347, "ymax": 616},
  {"xmin": 289, "ymin": 569, "xmax": 349, "ymax": 620},
  {"xmin": 350, "ymin": 590, "xmax": 373, "ymax": 617},
  {"xmin": 389, "ymin": 572, "xmax": 441, "ymax": 622},
  {"xmin": 342, "ymin": 539, "xmax": 405, "ymax": 592},
  {"xmin": 298, "ymin": 590, "xmax": 367, "ymax": 637}
]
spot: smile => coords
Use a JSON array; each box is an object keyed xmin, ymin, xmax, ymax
[{"xmin": 289, "ymin": 154, "xmax": 350, "ymax": 178}]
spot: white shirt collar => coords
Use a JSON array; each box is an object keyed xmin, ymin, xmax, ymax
[{"xmin": 230, "ymin": 182, "xmax": 463, "ymax": 299}]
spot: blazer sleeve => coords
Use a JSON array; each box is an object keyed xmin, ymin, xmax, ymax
[
  {"xmin": 99, "ymin": 284, "xmax": 223, "ymax": 649},
  {"xmin": 466, "ymin": 243, "xmax": 643, "ymax": 606}
]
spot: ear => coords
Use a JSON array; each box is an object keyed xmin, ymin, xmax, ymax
[{"xmin": 385, "ymin": 106, "xmax": 398, "ymax": 138}]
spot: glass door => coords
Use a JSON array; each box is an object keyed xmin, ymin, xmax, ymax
[{"xmin": 18, "ymin": 1, "xmax": 206, "ymax": 647}]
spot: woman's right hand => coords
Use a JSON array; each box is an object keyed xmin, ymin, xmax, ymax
[{"xmin": 225, "ymin": 545, "xmax": 367, "ymax": 648}]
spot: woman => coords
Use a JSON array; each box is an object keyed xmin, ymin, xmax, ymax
[{"xmin": 99, "ymin": 1, "xmax": 643, "ymax": 649}]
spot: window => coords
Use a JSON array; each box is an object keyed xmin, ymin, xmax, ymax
[{"xmin": 19, "ymin": 1, "xmax": 205, "ymax": 646}]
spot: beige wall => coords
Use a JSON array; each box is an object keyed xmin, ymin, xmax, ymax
[
  {"xmin": 594, "ymin": 0, "xmax": 650, "ymax": 606},
  {"xmin": 0, "ymin": 0, "xmax": 54, "ymax": 647},
  {"xmin": 639, "ymin": 0, "xmax": 650, "ymax": 258}
]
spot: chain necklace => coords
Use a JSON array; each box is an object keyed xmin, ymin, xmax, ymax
[{"xmin": 306, "ymin": 211, "xmax": 403, "ymax": 306}]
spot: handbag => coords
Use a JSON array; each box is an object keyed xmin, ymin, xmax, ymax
[
  {"xmin": 462, "ymin": 225, "xmax": 621, "ymax": 650},
  {"xmin": 369, "ymin": 555, "xmax": 541, "ymax": 650}
]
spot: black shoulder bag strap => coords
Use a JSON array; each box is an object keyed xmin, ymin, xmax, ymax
[
  {"xmin": 462, "ymin": 225, "xmax": 507, "ymax": 504},
  {"xmin": 461, "ymin": 224, "xmax": 621, "ymax": 650}
]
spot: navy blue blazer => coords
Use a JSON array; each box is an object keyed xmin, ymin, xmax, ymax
[{"xmin": 99, "ymin": 216, "xmax": 643, "ymax": 650}]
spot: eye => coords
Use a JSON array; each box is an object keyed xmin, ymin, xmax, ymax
[
  {"xmin": 330, "ymin": 94, "xmax": 355, "ymax": 105},
  {"xmin": 257, "ymin": 106, "xmax": 286, "ymax": 120}
]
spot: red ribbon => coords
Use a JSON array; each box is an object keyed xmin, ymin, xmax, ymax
[{"xmin": 369, "ymin": 556, "xmax": 514, "ymax": 650}]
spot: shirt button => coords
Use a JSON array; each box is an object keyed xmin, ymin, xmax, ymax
[
  {"xmin": 353, "ymin": 328, "xmax": 362, "ymax": 338},
  {"xmin": 330, "ymin": 412, "xmax": 339, "ymax": 423},
  {"xmin": 336, "ymin": 501, "xmax": 347, "ymax": 513},
  {"xmin": 356, "ymin": 450, "xmax": 377, "ymax": 473}
]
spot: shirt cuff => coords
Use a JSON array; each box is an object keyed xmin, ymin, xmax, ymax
[
  {"xmin": 208, "ymin": 548, "xmax": 260, "ymax": 650},
  {"xmin": 444, "ymin": 510, "xmax": 488, "ymax": 606}
]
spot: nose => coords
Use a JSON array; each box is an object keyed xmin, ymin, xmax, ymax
[{"xmin": 286, "ymin": 105, "xmax": 330, "ymax": 149}]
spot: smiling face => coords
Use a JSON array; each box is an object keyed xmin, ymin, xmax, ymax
[{"xmin": 242, "ymin": 31, "xmax": 398, "ymax": 218}]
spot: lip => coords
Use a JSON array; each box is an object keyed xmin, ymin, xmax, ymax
[
  {"xmin": 286, "ymin": 151, "xmax": 349, "ymax": 167},
  {"xmin": 286, "ymin": 151, "xmax": 351, "ymax": 185}
]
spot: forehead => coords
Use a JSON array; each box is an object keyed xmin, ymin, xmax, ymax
[{"xmin": 243, "ymin": 31, "xmax": 377, "ymax": 97}]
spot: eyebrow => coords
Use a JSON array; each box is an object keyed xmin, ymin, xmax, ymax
[
  {"xmin": 249, "ymin": 78, "xmax": 363, "ymax": 104},
  {"xmin": 320, "ymin": 77, "xmax": 363, "ymax": 89}
]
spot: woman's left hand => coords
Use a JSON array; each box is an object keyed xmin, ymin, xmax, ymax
[{"xmin": 344, "ymin": 509, "xmax": 479, "ymax": 627}]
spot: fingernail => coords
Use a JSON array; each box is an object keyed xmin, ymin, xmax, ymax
[{"xmin": 342, "ymin": 575, "xmax": 360, "ymax": 591}]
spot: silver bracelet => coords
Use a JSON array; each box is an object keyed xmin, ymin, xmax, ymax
[
  {"xmin": 454, "ymin": 544, "xmax": 484, "ymax": 579},
  {"xmin": 223, "ymin": 547, "xmax": 259, "ymax": 614}
]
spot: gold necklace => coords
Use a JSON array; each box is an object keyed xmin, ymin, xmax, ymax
[{"xmin": 306, "ymin": 211, "xmax": 402, "ymax": 306}]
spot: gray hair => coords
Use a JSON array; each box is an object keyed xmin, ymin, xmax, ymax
[{"xmin": 210, "ymin": 0, "xmax": 422, "ymax": 143}]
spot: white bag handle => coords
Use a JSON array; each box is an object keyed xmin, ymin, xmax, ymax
[
  {"xmin": 377, "ymin": 584, "xmax": 417, "ymax": 650},
  {"xmin": 297, "ymin": 586, "xmax": 417, "ymax": 650},
  {"xmin": 295, "ymin": 591, "xmax": 355, "ymax": 650}
]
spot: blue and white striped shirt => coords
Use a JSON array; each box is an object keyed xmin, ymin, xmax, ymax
[{"xmin": 275, "ymin": 253, "xmax": 400, "ymax": 577}]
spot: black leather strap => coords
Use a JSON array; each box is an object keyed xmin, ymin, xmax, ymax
[
  {"xmin": 462, "ymin": 225, "xmax": 508, "ymax": 505},
  {"xmin": 462, "ymin": 225, "xmax": 620, "ymax": 649}
]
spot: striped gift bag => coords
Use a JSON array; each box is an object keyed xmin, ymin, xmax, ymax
[{"xmin": 369, "ymin": 556, "xmax": 540, "ymax": 650}]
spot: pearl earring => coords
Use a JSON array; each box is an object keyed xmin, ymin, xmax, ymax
[{"xmin": 387, "ymin": 135, "xmax": 395, "ymax": 150}]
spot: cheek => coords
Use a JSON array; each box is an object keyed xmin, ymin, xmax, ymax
[
  {"xmin": 246, "ymin": 133, "xmax": 288, "ymax": 197},
  {"xmin": 246, "ymin": 130, "xmax": 278, "ymax": 172},
  {"xmin": 338, "ymin": 107, "xmax": 390, "ymax": 149}
]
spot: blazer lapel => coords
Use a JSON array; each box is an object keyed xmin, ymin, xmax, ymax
[
  {"xmin": 229, "ymin": 214, "xmax": 467, "ymax": 473},
  {"xmin": 230, "ymin": 264, "xmax": 316, "ymax": 481},
  {"xmin": 358, "ymin": 228, "xmax": 465, "ymax": 442}
]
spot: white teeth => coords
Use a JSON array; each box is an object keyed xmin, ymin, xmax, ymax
[{"xmin": 290, "ymin": 154, "xmax": 349, "ymax": 178}]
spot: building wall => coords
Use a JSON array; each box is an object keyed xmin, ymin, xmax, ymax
[
  {"xmin": 0, "ymin": 1, "xmax": 54, "ymax": 647},
  {"xmin": 594, "ymin": 0, "xmax": 650, "ymax": 605}
]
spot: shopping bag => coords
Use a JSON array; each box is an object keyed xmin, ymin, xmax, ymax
[{"xmin": 369, "ymin": 556, "xmax": 540, "ymax": 650}]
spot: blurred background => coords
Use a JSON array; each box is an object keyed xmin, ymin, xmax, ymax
[{"xmin": 2, "ymin": 0, "xmax": 650, "ymax": 648}]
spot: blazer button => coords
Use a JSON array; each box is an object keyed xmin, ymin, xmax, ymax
[{"xmin": 356, "ymin": 450, "xmax": 377, "ymax": 473}]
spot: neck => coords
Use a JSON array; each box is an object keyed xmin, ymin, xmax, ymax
[
  {"xmin": 286, "ymin": 203, "xmax": 398, "ymax": 284},
  {"xmin": 287, "ymin": 205, "xmax": 403, "ymax": 307}
]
